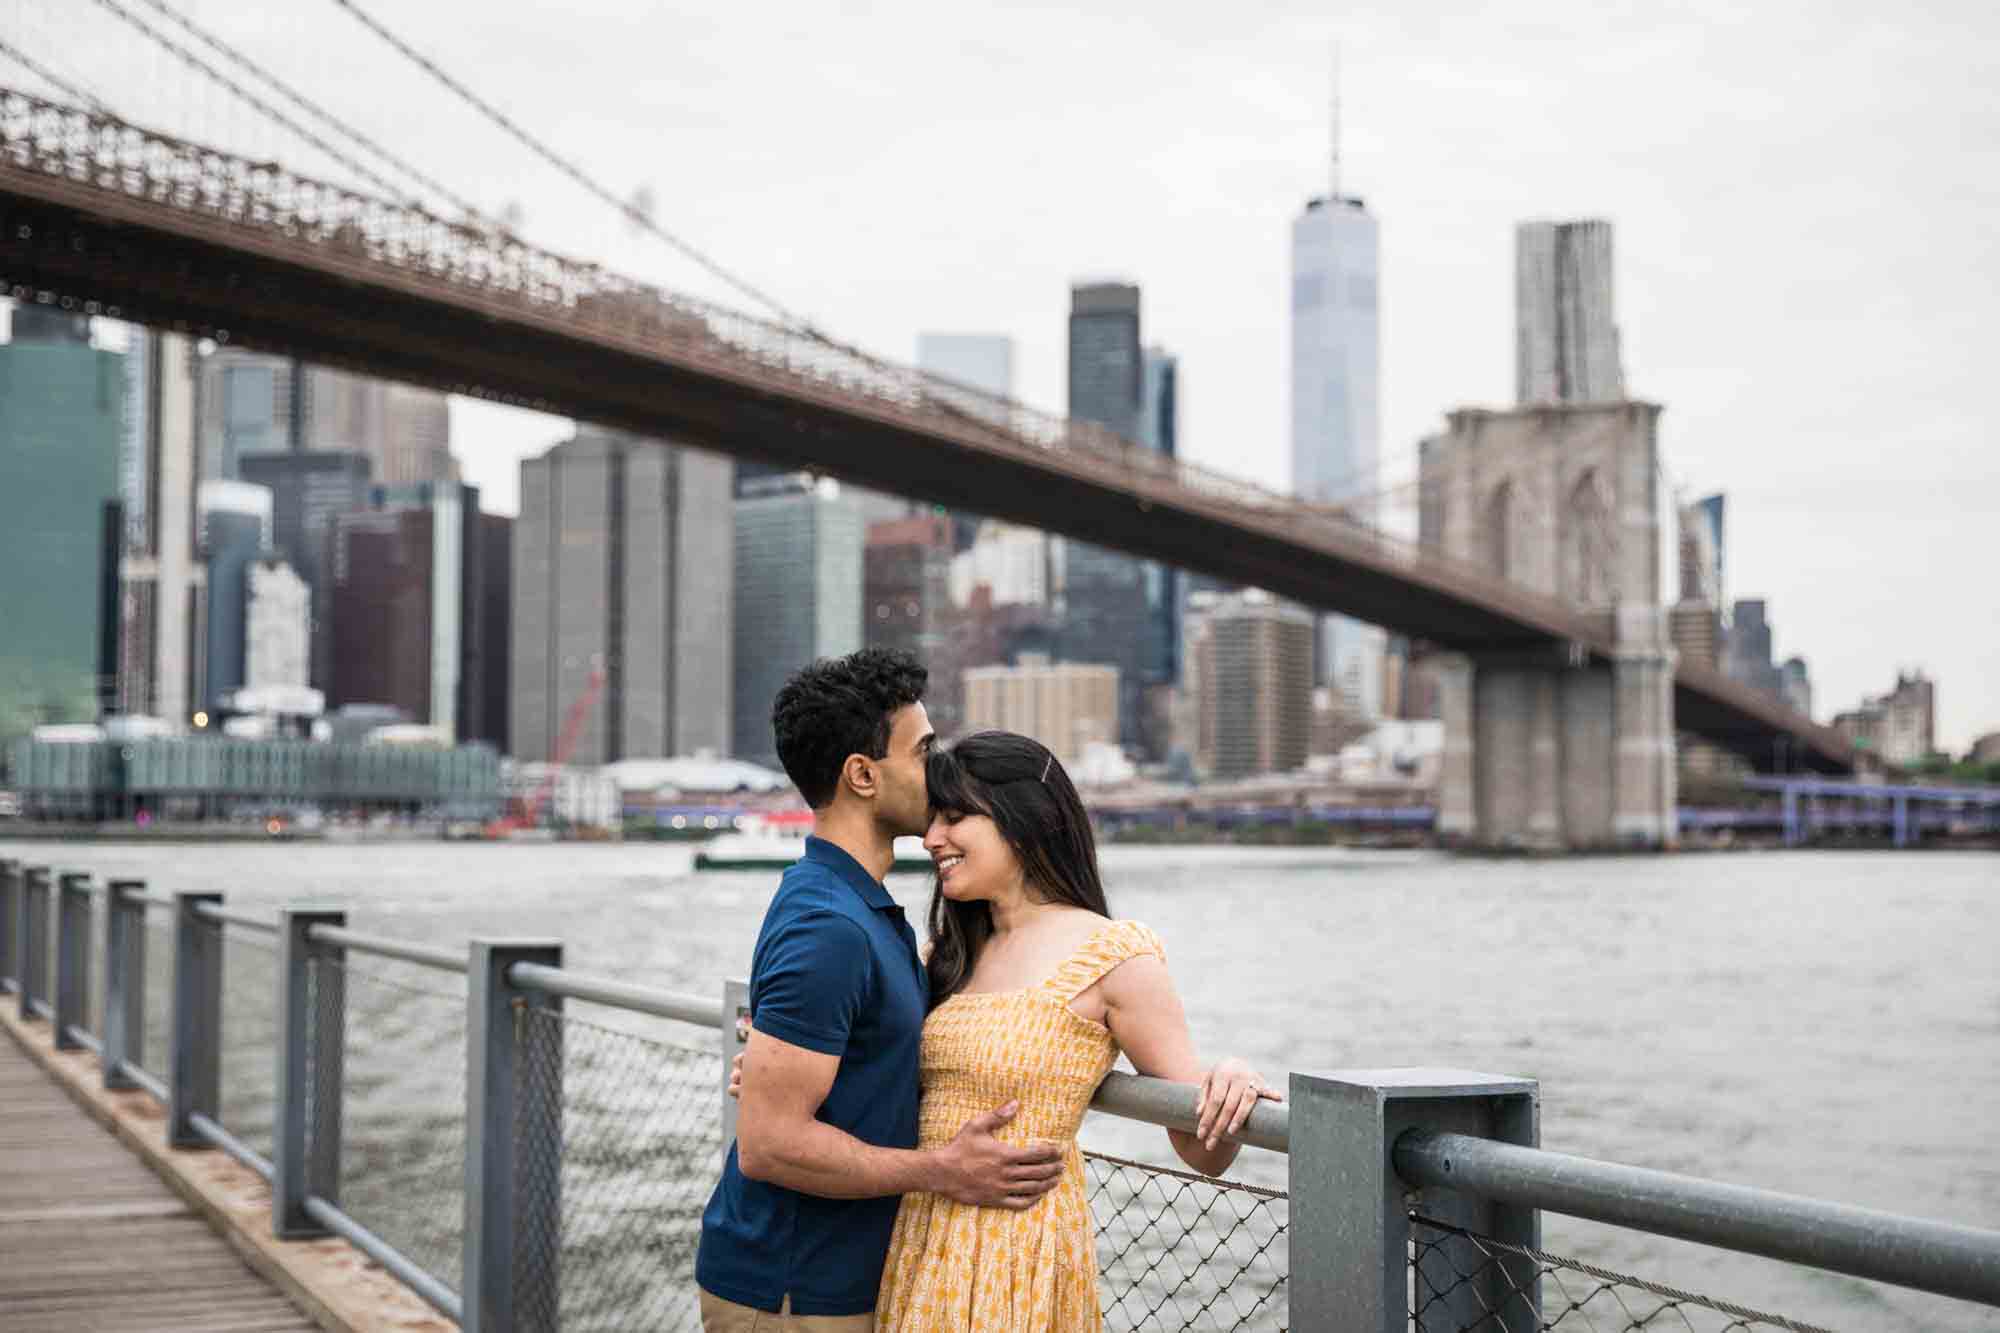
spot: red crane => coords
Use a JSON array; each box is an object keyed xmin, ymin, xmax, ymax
[{"xmin": 488, "ymin": 664, "xmax": 607, "ymax": 837}]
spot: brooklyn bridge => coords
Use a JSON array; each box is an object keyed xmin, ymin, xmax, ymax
[{"xmin": 0, "ymin": 83, "xmax": 1856, "ymax": 848}]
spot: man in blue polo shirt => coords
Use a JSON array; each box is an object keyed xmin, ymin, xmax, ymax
[{"xmin": 697, "ymin": 649, "xmax": 1064, "ymax": 1329}]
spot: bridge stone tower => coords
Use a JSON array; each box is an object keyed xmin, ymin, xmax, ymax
[{"xmin": 1418, "ymin": 402, "xmax": 1676, "ymax": 848}]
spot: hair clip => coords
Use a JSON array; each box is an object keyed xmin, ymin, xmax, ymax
[{"xmin": 1040, "ymin": 755, "xmax": 1053, "ymax": 783}]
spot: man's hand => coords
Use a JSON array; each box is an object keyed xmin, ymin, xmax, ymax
[{"xmin": 929, "ymin": 1102, "xmax": 1064, "ymax": 1210}]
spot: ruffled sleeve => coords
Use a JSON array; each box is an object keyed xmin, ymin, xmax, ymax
[{"xmin": 1041, "ymin": 919, "xmax": 1165, "ymax": 1003}]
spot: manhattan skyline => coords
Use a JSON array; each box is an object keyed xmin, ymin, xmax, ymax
[{"xmin": 3, "ymin": 0, "xmax": 1992, "ymax": 748}]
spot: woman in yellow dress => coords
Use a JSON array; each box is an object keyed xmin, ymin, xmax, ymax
[{"xmin": 873, "ymin": 730, "xmax": 1279, "ymax": 1332}]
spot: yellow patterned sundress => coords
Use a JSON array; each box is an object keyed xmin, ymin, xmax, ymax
[{"xmin": 876, "ymin": 918, "xmax": 1165, "ymax": 1332}]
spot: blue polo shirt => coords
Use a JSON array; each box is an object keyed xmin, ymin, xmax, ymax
[{"xmin": 696, "ymin": 836, "xmax": 927, "ymax": 1315}]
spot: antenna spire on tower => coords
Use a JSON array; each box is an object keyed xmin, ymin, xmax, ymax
[{"xmin": 1329, "ymin": 42, "xmax": 1343, "ymax": 202}]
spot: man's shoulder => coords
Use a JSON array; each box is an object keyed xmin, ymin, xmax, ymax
[{"xmin": 760, "ymin": 858, "xmax": 873, "ymax": 933}]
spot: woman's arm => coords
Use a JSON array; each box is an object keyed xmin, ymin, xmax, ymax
[{"xmin": 1097, "ymin": 954, "xmax": 1281, "ymax": 1177}]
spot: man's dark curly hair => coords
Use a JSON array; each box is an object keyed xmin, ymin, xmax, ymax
[{"xmin": 772, "ymin": 648, "xmax": 929, "ymax": 808}]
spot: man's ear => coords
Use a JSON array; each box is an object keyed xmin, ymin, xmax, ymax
[{"xmin": 841, "ymin": 752, "xmax": 878, "ymax": 801}]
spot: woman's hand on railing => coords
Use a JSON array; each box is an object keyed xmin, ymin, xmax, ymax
[
  {"xmin": 1195, "ymin": 1057, "xmax": 1283, "ymax": 1152},
  {"xmin": 727, "ymin": 1050, "xmax": 744, "ymax": 1100}
]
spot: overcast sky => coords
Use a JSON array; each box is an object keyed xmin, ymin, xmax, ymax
[{"xmin": 10, "ymin": 0, "xmax": 1995, "ymax": 748}]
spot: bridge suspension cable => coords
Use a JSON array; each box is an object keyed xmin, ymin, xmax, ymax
[
  {"xmin": 323, "ymin": 0, "xmax": 815, "ymax": 334},
  {"xmin": 117, "ymin": 0, "xmax": 490, "ymax": 226},
  {"xmin": 84, "ymin": 0, "xmax": 430, "ymax": 208},
  {"xmin": 0, "ymin": 33, "xmax": 113, "ymax": 115}
]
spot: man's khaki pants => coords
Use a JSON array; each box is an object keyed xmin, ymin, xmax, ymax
[{"xmin": 699, "ymin": 1289, "xmax": 874, "ymax": 1331}]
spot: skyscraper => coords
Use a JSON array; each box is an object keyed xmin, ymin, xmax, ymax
[
  {"xmin": 1290, "ymin": 94, "xmax": 1384, "ymax": 713},
  {"xmin": 513, "ymin": 427, "xmax": 734, "ymax": 766},
  {"xmin": 1516, "ymin": 220, "xmax": 1624, "ymax": 405},
  {"xmin": 196, "ymin": 481, "xmax": 273, "ymax": 715},
  {"xmin": 0, "ymin": 309, "xmax": 125, "ymax": 742},
  {"xmin": 116, "ymin": 329, "xmax": 207, "ymax": 725},
  {"xmin": 1723, "ymin": 598, "xmax": 1785, "ymax": 702},
  {"xmin": 1183, "ymin": 591, "xmax": 1315, "ymax": 779},
  {"xmin": 1139, "ymin": 347, "xmax": 1182, "ymax": 691},
  {"xmin": 196, "ymin": 352, "xmax": 456, "ymax": 485},
  {"xmin": 1678, "ymin": 492, "xmax": 1726, "ymax": 607},
  {"xmin": 864, "ymin": 515, "xmax": 962, "ymax": 731},
  {"xmin": 733, "ymin": 475, "xmax": 863, "ymax": 766},
  {"xmin": 1064, "ymin": 282, "xmax": 1169, "ymax": 757},
  {"xmin": 329, "ymin": 481, "xmax": 507, "ymax": 745}
]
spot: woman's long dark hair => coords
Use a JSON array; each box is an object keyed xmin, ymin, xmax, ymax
[{"xmin": 924, "ymin": 731, "xmax": 1110, "ymax": 1006}]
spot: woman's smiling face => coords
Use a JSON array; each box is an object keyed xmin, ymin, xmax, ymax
[{"xmin": 922, "ymin": 807, "xmax": 1020, "ymax": 903}]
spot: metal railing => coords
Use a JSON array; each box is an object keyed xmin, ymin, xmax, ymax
[{"xmin": 5, "ymin": 856, "xmax": 1999, "ymax": 1332}]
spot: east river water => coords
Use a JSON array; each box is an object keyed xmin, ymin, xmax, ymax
[{"xmin": 7, "ymin": 840, "xmax": 1995, "ymax": 1330}]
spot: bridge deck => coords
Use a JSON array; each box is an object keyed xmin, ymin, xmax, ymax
[{"xmin": 0, "ymin": 1037, "xmax": 315, "ymax": 1332}]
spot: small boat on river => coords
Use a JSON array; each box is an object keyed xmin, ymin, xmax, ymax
[{"xmin": 695, "ymin": 810, "xmax": 934, "ymax": 873}]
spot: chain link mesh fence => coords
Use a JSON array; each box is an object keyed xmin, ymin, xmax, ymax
[
  {"xmin": 514, "ymin": 1004, "xmax": 727, "ymax": 1332},
  {"xmin": 323, "ymin": 952, "xmax": 468, "ymax": 1294},
  {"xmin": 1408, "ymin": 1215, "xmax": 1837, "ymax": 1333},
  {"xmin": 1084, "ymin": 1150, "xmax": 1290, "ymax": 1332},
  {"xmin": 139, "ymin": 913, "xmax": 175, "ymax": 1088},
  {"xmin": 218, "ymin": 929, "xmax": 281, "ymax": 1162}
]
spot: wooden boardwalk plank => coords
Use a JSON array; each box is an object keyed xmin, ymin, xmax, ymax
[{"xmin": 0, "ymin": 1038, "xmax": 318, "ymax": 1333}]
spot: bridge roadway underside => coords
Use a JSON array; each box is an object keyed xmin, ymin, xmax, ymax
[{"xmin": 0, "ymin": 175, "xmax": 1851, "ymax": 775}]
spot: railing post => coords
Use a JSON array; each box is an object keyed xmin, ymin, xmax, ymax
[
  {"xmin": 168, "ymin": 890, "xmax": 223, "ymax": 1149},
  {"xmin": 720, "ymin": 976, "xmax": 748, "ymax": 1147},
  {"xmin": 274, "ymin": 908, "xmax": 345, "ymax": 1238},
  {"xmin": 1287, "ymin": 1068, "xmax": 1539, "ymax": 1332},
  {"xmin": 54, "ymin": 871, "xmax": 91, "ymax": 1050},
  {"xmin": 19, "ymin": 865, "xmax": 51, "ymax": 1020},
  {"xmin": 102, "ymin": 879, "xmax": 146, "ymax": 1089},
  {"xmin": 0, "ymin": 858, "xmax": 18, "ymax": 995},
  {"xmin": 464, "ymin": 939, "xmax": 563, "ymax": 1333}
]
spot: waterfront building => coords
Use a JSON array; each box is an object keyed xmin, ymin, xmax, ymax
[
  {"xmin": 864, "ymin": 515, "xmax": 965, "ymax": 733},
  {"xmin": 9, "ymin": 731, "xmax": 501, "ymax": 822},
  {"xmin": 115, "ymin": 329, "xmax": 208, "ymax": 727},
  {"xmin": 237, "ymin": 450, "xmax": 373, "ymax": 690},
  {"xmin": 1833, "ymin": 671, "xmax": 1935, "ymax": 767},
  {"xmin": 514, "ymin": 426, "xmax": 734, "ymax": 766},
  {"xmin": 1064, "ymin": 281, "xmax": 1170, "ymax": 757},
  {"xmin": 0, "ymin": 309, "xmax": 125, "ymax": 744},
  {"xmin": 329, "ymin": 482, "xmax": 507, "ymax": 746},
  {"xmin": 196, "ymin": 481, "xmax": 273, "ymax": 716},
  {"xmin": 1291, "ymin": 124, "xmax": 1384, "ymax": 713},
  {"xmin": 962, "ymin": 655, "xmax": 1118, "ymax": 766},
  {"xmin": 1183, "ymin": 591, "xmax": 1314, "ymax": 779},
  {"xmin": 244, "ymin": 558, "xmax": 310, "ymax": 692},
  {"xmin": 1516, "ymin": 219, "xmax": 1624, "ymax": 405},
  {"xmin": 732, "ymin": 474, "xmax": 862, "ymax": 765}
]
